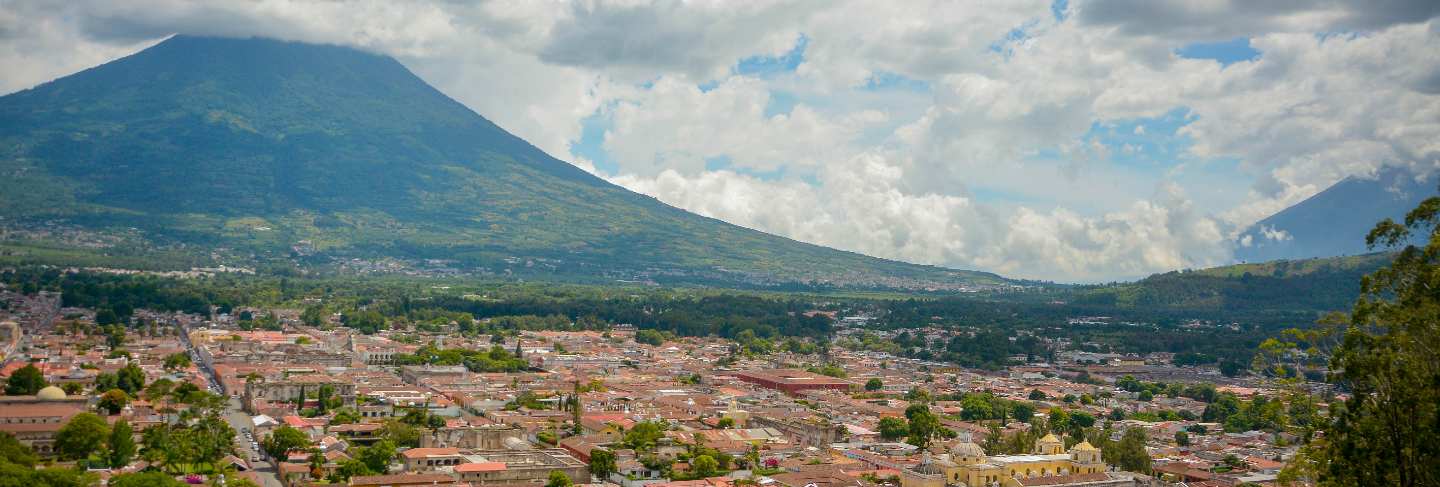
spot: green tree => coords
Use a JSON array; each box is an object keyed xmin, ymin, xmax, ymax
[
  {"xmin": 1300, "ymin": 194, "xmax": 1440, "ymax": 486},
  {"xmin": 262, "ymin": 425, "xmax": 311, "ymax": 460},
  {"xmin": 331, "ymin": 408, "xmax": 361, "ymax": 425},
  {"xmin": 378, "ymin": 420, "xmax": 421, "ymax": 448},
  {"xmin": 109, "ymin": 472, "xmax": 186, "ymax": 487},
  {"xmin": 622, "ymin": 421, "xmax": 666, "ymax": 451},
  {"xmin": 1048, "ymin": 408, "xmax": 1070, "ymax": 434},
  {"xmin": 716, "ymin": 417, "xmax": 735, "ymax": 429},
  {"xmin": 103, "ymin": 325, "xmax": 127, "ymax": 350},
  {"xmin": 116, "ymin": 362, "xmax": 146, "ymax": 395},
  {"xmin": 1202, "ymin": 393, "xmax": 1241, "ymax": 423},
  {"xmin": 634, "ymin": 329, "xmax": 665, "ymax": 346},
  {"xmin": 4, "ymin": 364, "xmax": 46, "ymax": 395},
  {"xmin": 95, "ymin": 309, "xmax": 120, "ymax": 326},
  {"xmin": 162, "ymin": 353, "xmax": 191, "ymax": 372},
  {"xmin": 308, "ymin": 449, "xmax": 326, "ymax": 479},
  {"xmin": 55, "ymin": 412, "xmax": 110, "ymax": 461},
  {"xmin": 958, "ymin": 394, "xmax": 993, "ymax": 420},
  {"xmin": 865, "ymin": 378, "xmax": 884, "ymax": 392},
  {"xmin": 1174, "ymin": 431, "xmax": 1189, "ymax": 447},
  {"xmin": 546, "ymin": 470, "xmax": 573, "ymax": 487},
  {"xmin": 0, "ymin": 462, "xmax": 95, "ymax": 487},
  {"xmin": 1012, "ymin": 402, "xmax": 1036, "ymax": 423},
  {"xmin": 98, "ymin": 389, "xmax": 129, "ymax": 415},
  {"xmin": 301, "ymin": 305, "xmax": 327, "ymax": 327},
  {"xmin": 226, "ymin": 478, "xmax": 262, "ymax": 487},
  {"xmin": 94, "ymin": 372, "xmax": 119, "ymax": 393},
  {"xmin": 332, "ymin": 458, "xmax": 374, "ymax": 483},
  {"xmin": 316, "ymin": 384, "xmax": 336, "ymax": 414},
  {"xmin": 0, "ymin": 431, "xmax": 38, "ymax": 467},
  {"xmin": 589, "ymin": 448, "xmax": 617, "ymax": 478},
  {"xmin": 1105, "ymin": 428, "xmax": 1151, "ymax": 474},
  {"xmin": 342, "ymin": 309, "xmax": 387, "ymax": 334},
  {"xmin": 691, "ymin": 455, "xmax": 719, "ymax": 478},
  {"xmin": 108, "ymin": 419, "xmax": 136, "ymax": 469},
  {"xmin": 904, "ymin": 404, "xmax": 940, "ymax": 448},
  {"xmin": 1028, "ymin": 389, "xmax": 1046, "ymax": 401},
  {"xmin": 877, "ymin": 416, "xmax": 909, "ymax": 441},
  {"xmin": 357, "ymin": 440, "xmax": 396, "ymax": 474}
]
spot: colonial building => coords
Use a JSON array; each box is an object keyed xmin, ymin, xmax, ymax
[
  {"xmin": 421, "ymin": 423, "xmax": 528, "ymax": 449},
  {"xmin": 0, "ymin": 386, "xmax": 90, "ymax": 456},
  {"xmin": 733, "ymin": 369, "xmax": 852, "ymax": 395},
  {"xmin": 401, "ymin": 448, "xmax": 588, "ymax": 485},
  {"xmin": 242, "ymin": 374, "xmax": 356, "ymax": 414},
  {"xmin": 749, "ymin": 414, "xmax": 847, "ymax": 448},
  {"xmin": 901, "ymin": 434, "xmax": 1137, "ymax": 487}
]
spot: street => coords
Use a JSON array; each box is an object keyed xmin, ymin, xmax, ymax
[
  {"xmin": 224, "ymin": 396, "xmax": 284, "ymax": 487},
  {"xmin": 179, "ymin": 320, "xmax": 283, "ymax": 487}
]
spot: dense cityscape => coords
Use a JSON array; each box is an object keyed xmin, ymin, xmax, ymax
[
  {"xmin": 0, "ymin": 270, "xmax": 1341, "ymax": 487},
  {"xmin": 2, "ymin": 1, "xmax": 1438, "ymax": 486}
]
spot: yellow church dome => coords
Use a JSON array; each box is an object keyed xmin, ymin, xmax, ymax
[
  {"xmin": 1038, "ymin": 433, "xmax": 1061, "ymax": 444},
  {"xmin": 36, "ymin": 385, "xmax": 66, "ymax": 400},
  {"xmin": 1070, "ymin": 440, "xmax": 1098, "ymax": 451}
]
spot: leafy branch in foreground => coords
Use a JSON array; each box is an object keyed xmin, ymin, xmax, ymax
[{"xmin": 1276, "ymin": 192, "xmax": 1440, "ymax": 486}]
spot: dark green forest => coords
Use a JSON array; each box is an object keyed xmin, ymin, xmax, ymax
[{"xmin": 0, "ymin": 250, "xmax": 1377, "ymax": 373}]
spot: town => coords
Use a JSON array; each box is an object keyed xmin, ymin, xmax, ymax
[{"xmin": 1, "ymin": 274, "xmax": 1317, "ymax": 487}]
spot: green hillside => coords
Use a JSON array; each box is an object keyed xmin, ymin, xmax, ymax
[
  {"xmin": 0, "ymin": 35, "xmax": 1004, "ymax": 289},
  {"xmin": 1067, "ymin": 252, "xmax": 1392, "ymax": 311}
]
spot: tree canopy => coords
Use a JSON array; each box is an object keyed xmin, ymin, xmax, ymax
[
  {"xmin": 1299, "ymin": 188, "xmax": 1440, "ymax": 485},
  {"xmin": 4, "ymin": 364, "xmax": 46, "ymax": 395}
]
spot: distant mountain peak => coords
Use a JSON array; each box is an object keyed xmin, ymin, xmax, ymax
[
  {"xmin": 0, "ymin": 36, "xmax": 1007, "ymax": 289},
  {"xmin": 1235, "ymin": 165, "xmax": 1435, "ymax": 262}
]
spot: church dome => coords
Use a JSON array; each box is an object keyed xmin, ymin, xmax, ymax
[
  {"xmin": 36, "ymin": 385, "xmax": 66, "ymax": 400},
  {"xmin": 1069, "ymin": 440, "xmax": 1098, "ymax": 452},
  {"xmin": 951, "ymin": 441, "xmax": 986, "ymax": 459},
  {"xmin": 1036, "ymin": 433, "xmax": 1065, "ymax": 455}
]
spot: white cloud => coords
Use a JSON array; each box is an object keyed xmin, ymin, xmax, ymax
[
  {"xmin": 1259, "ymin": 224, "xmax": 1293, "ymax": 242},
  {"xmin": 601, "ymin": 75, "xmax": 885, "ymax": 176},
  {"xmin": 611, "ymin": 156, "xmax": 1230, "ymax": 282}
]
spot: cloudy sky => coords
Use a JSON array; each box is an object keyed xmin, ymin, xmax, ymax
[{"xmin": 3, "ymin": 0, "xmax": 1438, "ymax": 282}]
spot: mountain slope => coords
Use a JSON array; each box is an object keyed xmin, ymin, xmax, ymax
[
  {"xmin": 1235, "ymin": 166, "xmax": 1433, "ymax": 262},
  {"xmin": 0, "ymin": 35, "xmax": 1005, "ymax": 289},
  {"xmin": 1071, "ymin": 252, "xmax": 1391, "ymax": 312}
]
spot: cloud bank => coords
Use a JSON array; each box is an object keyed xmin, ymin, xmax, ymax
[{"xmin": 2, "ymin": 0, "xmax": 1437, "ymax": 281}]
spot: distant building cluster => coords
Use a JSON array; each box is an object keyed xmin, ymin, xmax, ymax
[{"xmin": 0, "ymin": 283, "xmax": 1309, "ymax": 487}]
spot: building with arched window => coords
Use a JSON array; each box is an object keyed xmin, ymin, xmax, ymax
[{"xmin": 900, "ymin": 434, "xmax": 1140, "ymax": 487}]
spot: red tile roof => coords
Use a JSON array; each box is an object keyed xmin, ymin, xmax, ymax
[{"xmin": 455, "ymin": 462, "xmax": 507, "ymax": 473}]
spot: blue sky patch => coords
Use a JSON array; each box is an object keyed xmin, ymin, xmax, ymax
[
  {"xmin": 1051, "ymin": 0, "xmax": 1069, "ymax": 22},
  {"xmin": 735, "ymin": 34, "xmax": 808, "ymax": 78},
  {"xmin": 1084, "ymin": 107, "xmax": 1196, "ymax": 171},
  {"xmin": 990, "ymin": 20, "xmax": 1039, "ymax": 57},
  {"xmin": 764, "ymin": 90, "xmax": 798, "ymax": 117},
  {"xmin": 1176, "ymin": 37, "xmax": 1261, "ymax": 66},
  {"xmin": 569, "ymin": 107, "xmax": 619, "ymax": 175},
  {"xmin": 862, "ymin": 71, "xmax": 930, "ymax": 92},
  {"xmin": 705, "ymin": 155, "xmax": 788, "ymax": 181}
]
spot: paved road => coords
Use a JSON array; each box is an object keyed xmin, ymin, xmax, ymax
[
  {"xmin": 178, "ymin": 321, "xmax": 282, "ymax": 487},
  {"xmin": 224, "ymin": 396, "xmax": 284, "ymax": 487}
]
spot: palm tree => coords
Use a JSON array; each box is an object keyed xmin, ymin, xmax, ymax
[{"xmin": 308, "ymin": 449, "xmax": 326, "ymax": 480}]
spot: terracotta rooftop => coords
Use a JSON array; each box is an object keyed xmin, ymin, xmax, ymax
[
  {"xmin": 455, "ymin": 462, "xmax": 507, "ymax": 473},
  {"xmin": 400, "ymin": 447, "xmax": 461, "ymax": 459}
]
